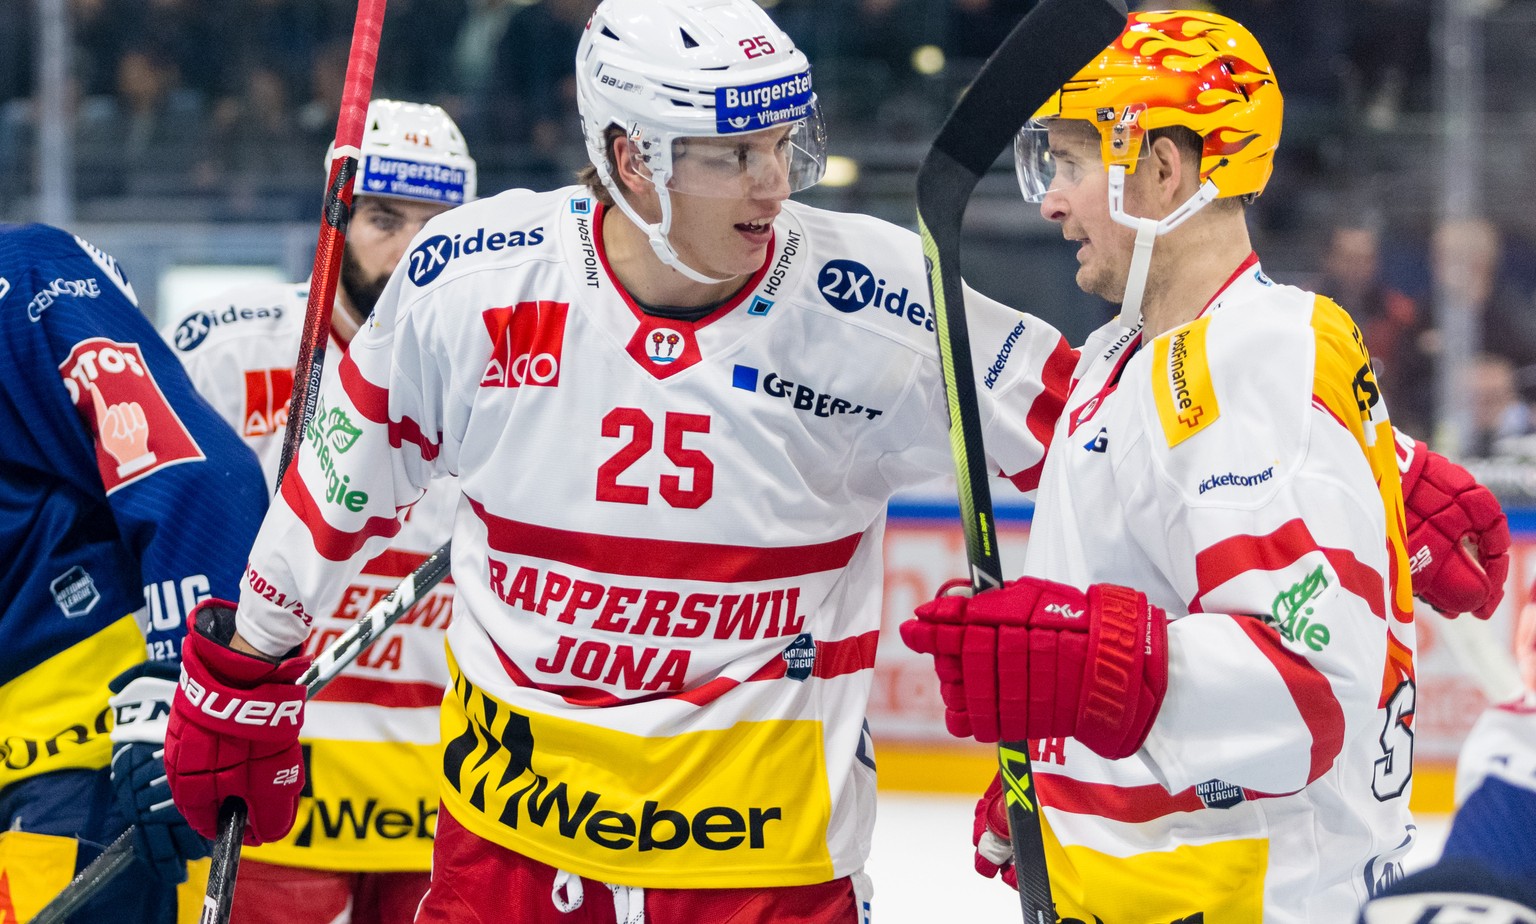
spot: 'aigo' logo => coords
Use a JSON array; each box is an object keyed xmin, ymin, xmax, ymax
[{"xmin": 481, "ymin": 301, "xmax": 570, "ymax": 389}]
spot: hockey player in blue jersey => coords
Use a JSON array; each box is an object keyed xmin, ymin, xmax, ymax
[{"xmin": 0, "ymin": 222, "xmax": 269, "ymax": 922}]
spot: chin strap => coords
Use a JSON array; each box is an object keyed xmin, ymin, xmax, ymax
[
  {"xmin": 595, "ymin": 162, "xmax": 732, "ymax": 285},
  {"xmin": 1107, "ymin": 165, "xmax": 1220, "ymax": 330}
]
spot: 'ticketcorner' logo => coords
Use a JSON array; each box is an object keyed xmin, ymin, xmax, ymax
[{"xmin": 1197, "ymin": 466, "xmax": 1274, "ymax": 495}]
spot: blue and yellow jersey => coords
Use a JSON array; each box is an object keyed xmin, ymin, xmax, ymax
[{"xmin": 0, "ymin": 223, "xmax": 267, "ymax": 790}]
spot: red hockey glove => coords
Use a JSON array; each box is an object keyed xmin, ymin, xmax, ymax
[
  {"xmin": 165, "ymin": 600, "xmax": 311, "ymax": 846},
  {"xmin": 973, "ymin": 773, "xmax": 1017, "ymax": 889},
  {"xmin": 1398, "ymin": 434, "xmax": 1510, "ymax": 619},
  {"xmin": 900, "ymin": 577, "xmax": 1168, "ymax": 757}
]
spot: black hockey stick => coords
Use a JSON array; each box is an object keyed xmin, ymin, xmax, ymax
[
  {"xmin": 28, "ymin": 541, "xmax": 451, "ymax": 924},
  {"xmin": 914, "ymin": 0, "xmax": 1126, "ymax": 919}
]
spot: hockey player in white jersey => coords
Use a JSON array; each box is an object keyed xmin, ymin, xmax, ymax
[
  {"xmin": 901, "ymin": 11, "xmax": 1485, "ymax": 921},
  {"xmin": 162, "ymin": 100, "xmax": 473, "ymax": 924},
  {"xmin": 160, "ymin": 2, "xmax": 1078, "ymax": 922}
]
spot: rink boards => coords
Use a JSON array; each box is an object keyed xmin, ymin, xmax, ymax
[{"xmin": 870, "ymin": 501, "xmax": 1536, "ymax": 814}]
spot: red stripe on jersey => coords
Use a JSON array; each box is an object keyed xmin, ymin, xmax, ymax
[
  {"xmin": 1038, "ymin": 773, "xmax": 1205, "ymax": 823},
  {"xmin": 1191, "ymin": 518, "xmax": 1386, "ymax": 621},
  {"xmin": 468, "ymin": 497, "xmax": 863, "ymax": 582},
  {"xmin": 490, "ymin": 631, "xmax": 879, "ymax": 708},
  {"xmin": 337, "ymin": 350, "xmax": 442, "ymax": 461},
  {"xmin": 749, "ymin": 630, "xmax": 880, "ymax": 682},
  {"xmin": 362, "ymin": 547, "xmax": 455, "ymax": 584},
  {"xmin": 311, "ymin": 675, "xmax": 445, "ymax": 708},
  {"xmin": 1311, "ymin": 396, "xmax": 1350, "ymax": 432},
  {"xmin": 1004, "ymin": 336, "xmax": 1078, "ymax": 493},
  {"xmin": 1234, "ymin": 615, "xmax": 1346, "ymax": 785},
  {"xmin": 279, "ymin": 464, "xmax": 407, "ymax": 562}
]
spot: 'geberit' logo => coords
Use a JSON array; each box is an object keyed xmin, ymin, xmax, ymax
[
  {"xmin": 481, "ymin": 302, "xmax": 569, "ymax": 388},
  {"xmin": 732, "ymin": 364, "xmax": 883, "ymax": 420}
]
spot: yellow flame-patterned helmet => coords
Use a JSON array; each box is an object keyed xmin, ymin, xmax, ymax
[{"xmin": 1025, "ymin": 10, "xmax": 1282, "ymax": 200}]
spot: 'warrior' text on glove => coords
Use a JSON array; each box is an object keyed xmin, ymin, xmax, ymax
[{"xmin": 900, "ymin": 577, "xmax": 1168, "ymax": 758}]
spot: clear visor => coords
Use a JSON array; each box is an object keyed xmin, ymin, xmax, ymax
[
  {"xmin": 627, "ymin": 109, "xmax": 828, "ymax": 199},
  {"xmin": 1013, "ymin": 117, "xmax": 1102, "ymax": 203}
]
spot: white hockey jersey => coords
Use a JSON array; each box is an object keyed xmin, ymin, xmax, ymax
[
  {"xmin": 1023, "ymin": 256, "xmax": 1417, "ymax": 922},
  {"xmin": 164, "ymin": 286, "xmax": 454, "ymax": 872},
  {"xmin": 230, "ymin": 187, "xmax": 1072, "ymax": 888}
]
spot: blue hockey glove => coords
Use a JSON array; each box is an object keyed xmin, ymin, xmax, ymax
[{"xmin": 108, "ymin": 661, "xmax": 213, "ymax": 883}]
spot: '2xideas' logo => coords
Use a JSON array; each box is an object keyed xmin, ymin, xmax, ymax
[{"xmin": 816, "ymin": 259, "xmax": 933, "ymax": 332}]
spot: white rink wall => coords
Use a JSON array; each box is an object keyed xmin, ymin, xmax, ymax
[{"xmin": 866, "ymin": 793, "xmax": 1451, "ymax": 924}]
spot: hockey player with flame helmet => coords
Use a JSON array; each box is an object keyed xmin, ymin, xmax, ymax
[
  {"xmin": 161, "ymin": 99, "xmax": 473, "ymax": 924},
  {"xmin": 902, "ymin": 10, "xmax": 1508, "ymax": 922}
]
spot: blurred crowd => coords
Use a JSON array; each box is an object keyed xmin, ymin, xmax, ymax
[
  {"xmin": 6, "ymin": 0, "xmax": 1536, "ymax": 466},
  {"xmin": 0, "ymin": 0, "xmax": 1449, "ymax": 209}
]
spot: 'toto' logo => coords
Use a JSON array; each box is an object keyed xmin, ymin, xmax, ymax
[
  {"xmin": 816, "ymin": 259, "xmax": 933, "ymax": 332},
  {"xmin": 480, "ymin": 301, "xmax": 569, "ymax": 389}
]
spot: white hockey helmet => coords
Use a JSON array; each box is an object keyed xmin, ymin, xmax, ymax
[
  {"xmin": 327, "ymin": 99, "xmax": 477, "ymax": 207},
  {"xmin": 575, "ymin": 0, "xmax": 827, "ymax": 281}
]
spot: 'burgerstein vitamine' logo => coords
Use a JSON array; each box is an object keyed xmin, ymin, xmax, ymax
[
  {"xmin": 360, "ymin": 154, "xmax": 470, "ymax": 204},
  {"xmin": 716, "ymin": 71, "xmax": 813, "ymax": 134}
]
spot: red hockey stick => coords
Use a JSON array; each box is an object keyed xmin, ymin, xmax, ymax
[{"xmin": 201, "ymin": 1, "xmax": 389, "ymax": 920}]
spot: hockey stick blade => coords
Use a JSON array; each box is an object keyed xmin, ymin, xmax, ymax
[
  {"xmin": 31, "ymin": 539, "xmax": 450, "ymax": 923},
  {"xmin": 915, "ymin": 0, "xmax": 1127, "ymax": 920}
]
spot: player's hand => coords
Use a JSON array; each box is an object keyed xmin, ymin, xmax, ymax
[
  {"xmin": 900, "ymin": 576, "xmax": 1167, "ymax": 758},
  {"xmin": 973, "ymin": 773, "xmax": 1017, "ymax": 889},
  {"xmin": 108, "ymin": 662, "xmax": 212, "ymax": 882},
  {"xmin": 90, "ymin": 382, "xmax": 156, "ymax": 476},
  {"xmin": 165, "ymin": 600, "xmax": 311, "ymax": 846},
  {"xmin": 1397, "ymin": 434, "xmax": 1510, "ymax": 619}
]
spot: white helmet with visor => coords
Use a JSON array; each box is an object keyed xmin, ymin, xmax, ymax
[
  {"xmin": 327, "ymin": 99, "xmax": 478, "ymax": 207},
  {"xmin": 575, "ymin": 0, "xmax": 828, "ymax": 282}
]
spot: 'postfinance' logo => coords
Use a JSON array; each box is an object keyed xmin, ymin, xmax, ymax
[{"xmin": 1152, "ymin": 317, "xmax": 1220, "ymax": 447}]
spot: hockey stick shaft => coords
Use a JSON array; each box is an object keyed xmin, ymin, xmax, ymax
[
  {"xmin": 914, "ymin": 0, "xmax": 1126, "ymax": 920},
  {"xmin": 28, "ymin": 540, "xmax": 449, "ymax": 924},
  {"xmin": 276, "ymin": 0, "xmax": 387, "ymax": 481},
  {"xmin": 27, "ymin": 829, "xmax": 136, "ymax": 924},
  {"xmin": 205, "ymin": 0, "xmax": 389, "ymax": 920}
]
